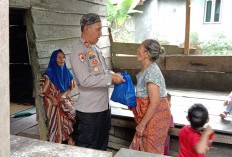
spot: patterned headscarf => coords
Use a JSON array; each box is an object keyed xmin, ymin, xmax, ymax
[
  {"xmin": 45, "ymin": 49, "xmax": 74, "ymax": 93},
  {"xmin": 80, "ymin": 13, "xmax": 101, "ymax": 27}
]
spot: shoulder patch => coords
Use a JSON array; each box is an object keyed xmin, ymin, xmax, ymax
[
  {"xmin": 93, "ymin": 66, "xmax": 99, "ymax": 72},
  {"xmin": 78, "ymin": 53, "xmax": 86, "ymax": 63},
  {"xmin": 92, "ymin": 59, "xmax": 98, "ymax": 65},
  {"xmin": 89, "ymin": 55, "xmax": 96, "ymax": 60},
  {"xmin": 88, "ymin": 51, "xmax": 93, "ymax": 56},
  {"xmin": 84, "ymin": 41, "xmax": 90, "ymax": 47}
]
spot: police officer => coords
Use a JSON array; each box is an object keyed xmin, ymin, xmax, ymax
[{"xmin": 70, "ymin": 13, "xmax": 125, "ymax": 150}]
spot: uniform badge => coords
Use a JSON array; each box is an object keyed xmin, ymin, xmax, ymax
[
  {"xmin": 89, "ymin": 55, "xmax": 96, "ymax": 60},
  {"xmin": 78, "ymin": 53, "xmax": 86, "ymax": 63},
  {"xmin": 88, "ymin": 51, "xmax": 93, "ymax": 56},
  {"xmin": 84, "ymin": 41, "xmax": 89, "ymax": 47},
  {"xmin": 93, "ymin": 66, "xmax": 99, "ymax": 72},
  {"xmin": 92, "ymin": 59, "xmax": 98, "ymax": 64}
]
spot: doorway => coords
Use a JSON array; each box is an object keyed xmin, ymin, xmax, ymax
[{"xmin": 10, "ymin": 9, "xmax": 34, "ymax": 112}]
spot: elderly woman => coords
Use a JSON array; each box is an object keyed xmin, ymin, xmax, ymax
[
  {"xmin": 129, "ymin": 39, "xmax": 171, "ymax": 154},
  {"xmin": 39, "ymin": 49, "xmax": 76, "ymax": 145}
]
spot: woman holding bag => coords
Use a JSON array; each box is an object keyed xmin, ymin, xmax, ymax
[{"xmin": 129, "ymin": 39, "xmax": 171, "ymax": 154}]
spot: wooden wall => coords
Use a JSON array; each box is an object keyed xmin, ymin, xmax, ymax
[
  {"xmin": 10, "ymin": 0, "xmax": 111, "ymax": 140},
  {"xmin": 111, "ymin": 42, "xmax": 232, "ymax": 91}
]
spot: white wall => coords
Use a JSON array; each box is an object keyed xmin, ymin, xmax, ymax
[
  {"xmin": 134, "ymin": 0, "xmax": 232, "ymax": 45},
  {"xmin": 196, "ymin": 0, "xmax": 232, "ymax": 41},
  {"xmin": 158, "ymin": 0, "xmax": 186, "ymax": 45},
  {"xmin": 157, "ymin": 0, "xmax": 232, "ymax": 43},
  {"xmin": 134, "ymin": 0, "xmax": 159, "ymax": 43}
]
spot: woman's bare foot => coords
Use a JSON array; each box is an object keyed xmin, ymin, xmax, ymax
[
  {"xmin": 68, "ymin": 136, "xmax": 75, "ymax": 145},
  {"xmin": 220, "ymin": 112, "xmax": 228, "ymax": 119}
]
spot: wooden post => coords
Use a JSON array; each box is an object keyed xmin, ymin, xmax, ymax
[
  {"xmin": 25, "ymin": 10, "xmax": 48, "ymax": 141},
  {"xmin": 184, "ymin": 0, "xmax": 191, "ymax": 55},
  {"xmin": 0, "ymin": 0, "xmax": 10, "ymax": 156}
]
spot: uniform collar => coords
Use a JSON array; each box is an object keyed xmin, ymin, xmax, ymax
[{"xmin": 80, "ymin": 38, "xmax": 93, "ymax": 48}]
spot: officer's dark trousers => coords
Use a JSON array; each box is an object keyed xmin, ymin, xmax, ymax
[{"xmin": 73, "ymin": 109, "xmax": 111, "ymax": 150}]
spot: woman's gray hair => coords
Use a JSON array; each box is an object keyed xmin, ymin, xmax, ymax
[{"xmin": 144, "ymin": 39, "xmax": 165, "ymax": 62}]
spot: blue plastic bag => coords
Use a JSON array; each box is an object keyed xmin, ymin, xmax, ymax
[{"xmin": 111, "ymin": 71, "xmax": 136, "ymax": 108}]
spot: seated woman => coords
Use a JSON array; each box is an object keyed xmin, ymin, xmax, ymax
[
  {"xmin": 39, "ymin": 49, "xmax": 76, "ymax": 145},
  {"xmin": 220, "ymin": 91, "xmax": 232, "ymax": 119},
  {"xmin": 129, "ymin": 39, "xmax": 171, "ymax": 154}
]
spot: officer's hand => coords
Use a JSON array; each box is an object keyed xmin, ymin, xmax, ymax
[{"xmin": 112, "ymin": 74, "xmax": 126, "ymax": 84}]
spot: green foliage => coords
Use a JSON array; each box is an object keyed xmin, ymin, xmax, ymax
[
  {"xmin": 189, "ymin": 32, "xmax": 202, "ymax": 54},
  {"xmin": 107, "ymin": 0, "xmax": 141, "ymax": 42},
  {"xmin": 201, "ymin": 34, "xmax": 232, "ymax": 55},
  {"xmin": 107, "ymin": 0, "xmax": 117, "ymax": 22},
  {"xmin": 107, "ymin": 0, "xmax": 134, "ymax": 28}
]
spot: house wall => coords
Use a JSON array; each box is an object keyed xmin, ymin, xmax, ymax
[
  {"xmin": 134, "ymin": 0, "xmax": 232, "ymax": 45},
  {"xmin": 134, "ymin": 0, "xmax": 159, "ymax": 43},
  {"xmin": 0, "ymin": 0, "xmax": 10, "ymax": 156},
  {"xmin": 158, "ymin": 0, "xmax": 186, "ymax": 45},
  {"xmin": 9, "ymin": 0, "xmax": 111, "ymax": 140},
  {"xmin": 191, "ymin": 0, "xmax": 232, "ymax": 41}
]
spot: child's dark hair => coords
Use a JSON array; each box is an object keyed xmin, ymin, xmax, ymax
[
  {"xmin": 188, "ymin": 103, "xmax": 209, "ymax": 129},
  {"xmin": 167, "ymin": 92, "xmax": 171, "ymax": 98}
]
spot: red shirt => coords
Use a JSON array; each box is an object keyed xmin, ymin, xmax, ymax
[{"xmin": 178, "ymin": 125, "xmax": 205, "ymax": 157}]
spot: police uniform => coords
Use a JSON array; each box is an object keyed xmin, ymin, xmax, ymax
[{"xmin": 70, "ymin": 38, "xmax": 112, "ymax": 150}]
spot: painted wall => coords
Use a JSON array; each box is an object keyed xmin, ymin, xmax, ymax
[
  {"xmin": 191, "ymin": 0, "xmax": 232, "ymax": 41},
  {"xmin": 133, "ymin": 0, "xmax": 232, "ymax": 45},
  {"xmin": 134, "ymin": 0, "xmax": 159, "ymax": 43}
]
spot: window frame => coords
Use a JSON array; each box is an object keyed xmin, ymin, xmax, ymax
[{"xmin": 204, "ymin": 0, "xmax": 222, "ymax": 24}]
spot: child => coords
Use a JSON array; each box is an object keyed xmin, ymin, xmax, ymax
[
  {"xmin": 164, "ymin": 92, "xmax": 174, "ymax": 156},
  {"xmin": 220, "ymin": 91, "xmax": 232, "ymax": 119},
  {"xmin": 178, "ymin": 103, "xmax": 214, "ymax": 157}
]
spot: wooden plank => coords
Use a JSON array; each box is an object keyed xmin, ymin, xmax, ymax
[
  {"xmin": 33, "ymin": 24, "xmax": 109, "ymax": 41},
  {"xmin": 108, "ymin": 142, "xmax": 128, "ymax": 150},
  {"xmin": 36, "ymin": 37, "xmax": 111, "ymax": 58},
  {"xmin": 166, "ymin": 55, "xmax": 232, "ymax": 72},
  {"xmin": 112, "ymin": 56, "xmax": 141, "ymax": 70},
  {"xmin": 25, "ymin": 10, "xmax": 48, "ymax": 141},
  {"xmin": 10, "ymin": 117, "xmax": 24, "ymax": 123},
  {"xmin": 109, "ymin": 135, "xmax": 130, "ymax": 146},
  {"xmin": 31, "ymin": 8, "xmax": 108, "ymax": 26},
  {"xmin": 9, "ymin": 0, "xmax": 31, "ymax": 9},
  {"xmin": 111, "ymin": 117, "xmax": 136, "ymax": 129},
  {"xmin": 111, "ymin": 43, "xmax": 195, "ymax": 56},
  {"xmin": 184, "ymin": 0, "xmax": 191, "ymax": 55},
  {"xmin": 162, "ymin": 44, "xmax": 195, "ymax": 55},
  {"xmin": 82, "ymin": 0, "xmax": 107, "ymax": 5},
  {"xmin": 17, "ymin": 125, "xmax": 40, "ymax": 139},
  {"xmin": 21, "ymin": 124, "xmax": 39, "ymax": 135},
  {"xmin": 31, "ymin": 0, "xmax": 108, "ymax": 16},
  {"xmin": 112, "ymin": 56, "xmax": 165, "ymax": 70},
  {"xmin": 10, "ymin": 114, "xmax": 38, "ymax": 135},
  {"xmin": 167, "ymin": 88, "xmax": 228, "ymax": 101},
  {"xmin": 163, "ymin": 70, "xmax": 232, "ymax": 91},
  {"xmin": 111, "ymin": 42, "xmax": 139, "ymax": 56}
]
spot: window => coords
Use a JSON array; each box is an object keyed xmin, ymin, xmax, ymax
[{"xmin": 204, "ymin": 0, "xmax": 222, "ymax": 23}]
